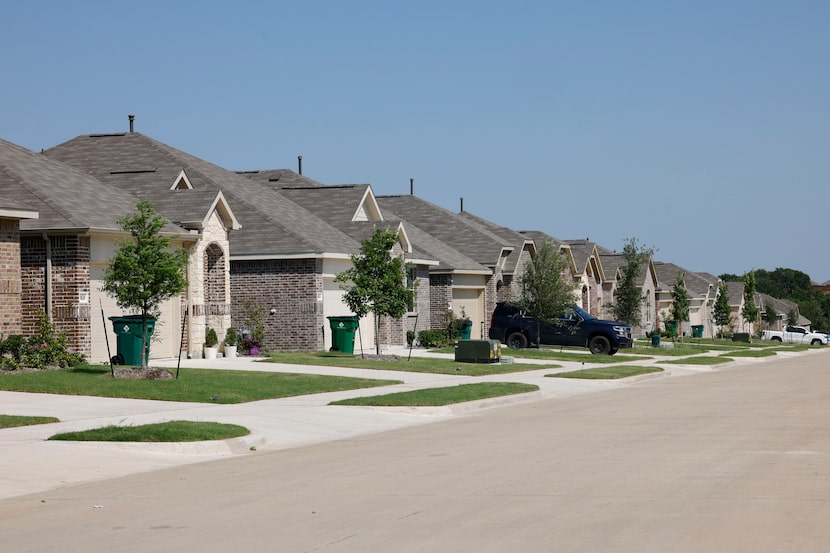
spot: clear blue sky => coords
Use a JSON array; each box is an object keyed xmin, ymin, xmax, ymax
[{"xmin": 4, "ymin": 1, "xmax": 829, "ymax": 282}]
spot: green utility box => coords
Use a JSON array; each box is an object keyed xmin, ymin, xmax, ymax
[
  {"xmin": 732, "ymin": 332, "xmax": 750, "ymax": 343},
  {"xmin": 691, "ymin": 325, "xmax": 704, "ymax": 338},
  {"xmin": 108, "ymin": 315, "xmax": 156, "ymax": 366},
  {"xmin": 454, "ymin": 339, "xmax": 502, "ymax": 363},
  {"xmin": 327, "ymin": 316, "xmax": 359, "ymax": 354}
]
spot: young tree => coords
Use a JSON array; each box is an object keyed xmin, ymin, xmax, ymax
[
  {"xmin": 516, "ymin": 240, "xmax": 577, "ymax": 347},
  {"xmin": 713, "ymin": 282, "xmax": 732, "ymax": 336},
  {"xmin": 741, "ymin": 271, "xmax": 760, "ymax": 333},
  {"xmin": 609, "ymin": 237, "xmax": 653, "ymax": 326},
  {"xmin": 670, "ymin": 273, "xmax": 690, "ymax": 337},
  {"xmin": 335, "ymin": 227, "xmax": 413, "ymax": 355},
  {"xmin": 103, "ymin": 201, "xmax": 188, "ymax": 370}
]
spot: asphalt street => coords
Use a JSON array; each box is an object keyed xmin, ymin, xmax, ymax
[{"xmin": 1, "ymin": 349, "xmax": 829, "ymax": 552}]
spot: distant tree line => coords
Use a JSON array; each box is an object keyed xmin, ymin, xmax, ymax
[{"xmin": 720, "ymin": 268, "xmax": 830, "ymax": 331}]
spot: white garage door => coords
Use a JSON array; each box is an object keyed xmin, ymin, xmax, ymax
[
  {"xmin": 452, "ymin": 288, "xmax": 484, "ymax": 339},
  {"xmin": 323, "ymin": 278, "xmax": 375, "ymax": 353},
  {"xmin": 90, "ymin": 264, "xmax": 180, "ymax": 363}
]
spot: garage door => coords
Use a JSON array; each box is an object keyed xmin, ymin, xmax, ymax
[
  {"xmin": 452, "ymin": 288, "xmax": 484, "ymax": 339},
  {"xmin": 323, "ymin": 278, "xmax": 375, "ymax": 353},
  {"xmin": 90, "ymin": 264, "xmax": 180, "ymax": 363}
]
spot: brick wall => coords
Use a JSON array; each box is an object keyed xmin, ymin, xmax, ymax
[
  {"xmin": 429, "ymin": 274, "xmax": 452, "ymax": 329},
  {"xmin": 0, "ymin": 220, "xmax": 22, "ymax": 337},
  {"xmin": 20, "ymin": 234, "xmax": 91, "ymax": 356},
  {"xmin": 230, "ymin": 258, "xmax": 323, "ymax": 351}
]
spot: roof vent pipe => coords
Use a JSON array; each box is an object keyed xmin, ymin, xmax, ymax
[
  {"xmin": 298, "ymin": 155, "xmax": 303, "ymax": 175},
  {"xmin": 460, "ymin": 197, "xmax": 464, "ymax": 213},
  {"xmin": 128, "ymin": 114, "xmax": 135, "ymax": 133},
  {"xmin": 410, "ymin": 178, "xmax": 414, "ymax": 195}
]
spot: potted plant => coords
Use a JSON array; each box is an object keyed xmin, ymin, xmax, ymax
[
  {"xmin": 448, "ymin": 308, "xmax": 472, "ymax": 340},
  {"xmin": 224, "ymin": 327, "xmax": 238, "ymax": 358},
  {"xmin": 242, "ymin": 335, "xmax": 260, "ymax": 357},
  {"xmin": 204, "ymin": 327, "xmax": 219, "ymax": 360}
]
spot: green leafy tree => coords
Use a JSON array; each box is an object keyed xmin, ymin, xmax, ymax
[
  {"xmin": 670, "ymin": 273, "xmax": 690, "ymax": 336},
  {"xmin": 335, "ymin": 227, "xmax": 413, "ymax": 355},
  {"xmin": 741, "ymin": 271, "xmax": 760, "ymax": 332},
  {"xmin": 516, "ymin": 241, "xmax": 577, "ymax": 346},
  {"xmin": 609, "ymin": 237, "xmax": 653, "ymax": 326},
  {"xmin": 713, "ymin": 282, "xmax": 732, "ymax": 335},
  {"xmin": 787, "ymin": 308, "xmax": 799, "ymax": 326},
  {"xmin": 103, "ymin": 201, "xmax": 188, "ymax": 370},
  {"xmin": 762, "ymin": 301, "xmax": 778, "ymax": 329}
]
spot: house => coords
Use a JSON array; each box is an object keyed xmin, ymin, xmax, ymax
[
  {"xmin": 653, "ymin": 262, "xmax": 719, "ymax": 337},
  {"xmin": 238, "ymin": 171, "xmax": 437, "ymax": 350},
  {"xmin": 375, "ymin": 194, "xmax": 516, "ymax": 340},
  {"xmin": 0, "ymin": 137, "xmax": 199, "ymax": 362},
  {"xmin": 595, "ymin": 247, "xmax": 659, "ymax": 336},
  {"xmin": 0, "ymin": 194, "xmax": 39, "ymax": 338},
  {"xmin": 48, "ymin": 126, "xmax": 432, "ymax": 355}
]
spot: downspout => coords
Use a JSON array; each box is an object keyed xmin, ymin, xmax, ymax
[{"xmin": 42, "ymin": 233, "xmax": 52, "ymax": 322}]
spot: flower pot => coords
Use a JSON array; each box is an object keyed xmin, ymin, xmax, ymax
[
  {"xmin": 225, "ymin": 345, "xmax": 237, "ymax": 358},
  {"xmin": 248, "ymin": 346, "xmax": 260, "ymax": 357},
  {"xmin": 204, "ymin": 346, "xmax": 218, "ymax": 360}
]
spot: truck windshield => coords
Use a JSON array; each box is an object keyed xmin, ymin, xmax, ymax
[{"xmin": 573, "ymin": 305, "xmax": 595, "ymax": 320}]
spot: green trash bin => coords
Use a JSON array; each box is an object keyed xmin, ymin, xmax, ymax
[
  {"xmin": 691, "ymin": 325, "xmax": 704, "ymax": 338},
  {"xmin": 651, "ymin": 334, "xmax": 661, "ymax": 347},
  {"xmin": 665, "ymin": 321, "xmax": 678, "ymax": 337},
  {"xmin": 327, "ymin": 316, "xmax": 359, "ymax": 354},
  {"xmin": 108, "ymin": 315, "xmax": 156, "ymax": 366}
]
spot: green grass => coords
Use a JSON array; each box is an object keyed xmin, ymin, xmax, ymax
[
  {"xmin": 264, "ymin": 351, "xmax": 556, "ymax": 375},
  {"xmin": 546, "ymin": 366, "xmax": 664, "ymax": 379},
  {"xmin": 48, "ymin": 420, "xmax": 249, "ymax": 442},
  {"xmin": 329, "ymin": 382, "xmax": 539, "ymax": 407},
  {"xmin": 430, "ymin": 346, "xmax": 649, "ymax": 364},
  {"xmin": 0, "ymin": 414, "xmax": 59, "ymax": 429},
  {"xmin": 663, "ymin": 356, "xmax": 734, "ymax": 365},
  {"xmin": 719, "ymin": 349, "xmax": 778, "ymax": 358},
  {"xmin": 0, "ymin": 365, "xmax": 400, "ymax": 404}
]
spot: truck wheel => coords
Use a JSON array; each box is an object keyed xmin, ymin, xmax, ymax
[
  {"xmin": 771, "ymin": 336, "xmax": 782, "ymax": 342},
  {"xmin": 506, "ymin": 332, "xmax": 528, "ymax": 349},
  {"xmin": 608, "ymin": 348, "xmax": 618, "ymax": 355},
  {"xmin": 589, "ymin": 336, "xmax": 611, "ymax": 355},
  {"xmin": 811, "ymin": 339, "xmax": 822, "ymax": 345}
]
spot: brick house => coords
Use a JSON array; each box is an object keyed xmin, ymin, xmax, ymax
[
  {"xmin": 376, "ymin": 194, "xmax": 528, "ymax": 340},
  {"xmin": 0, "ymin": 194, "xmax": 38, "ymax": 338},
  {"xmin": 595, "ymin": 246, "xmax": 659, "ymax": 336},
  {"xmin": 1, "ymin": 137, "xmax": 201, "ymax": 362},
  {"xmin": 653, "ymin": 262, "xmax": 719, "ymax": 338},
  {"xmin": 237, "ymin": 171, "xmax": 436, "ymax": 350}
]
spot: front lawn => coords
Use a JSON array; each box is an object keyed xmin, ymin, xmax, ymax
[
  {"xmin": 264, "ymin": 351, "xmax": 556, "ymax": 375},
  {"xmin": 546, "ymin": 366, "xmax": 664, "ymax": 380},
  {"xmin": 0, "ymin": 365, "xmax": 400, "ymax": 404},
  {"xmin": 329, "ymin": 382, "xmax": 539, "ymax": 407},
  {"xmin": 664, "ymin": 356, "xmax": 734, "ymax": 365}
]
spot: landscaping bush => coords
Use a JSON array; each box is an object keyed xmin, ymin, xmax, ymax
[
  {"xmin": 0, "ymin": 312, "xmax": 86, "ymax": 370},
  {"xmin": 417, "ymin": 329, "xmax": 451, "ymax": 348}
]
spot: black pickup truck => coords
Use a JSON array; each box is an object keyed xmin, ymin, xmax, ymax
[{"xmin": 488, "ymin": 302, "xmax": 633, "ymax": 355}]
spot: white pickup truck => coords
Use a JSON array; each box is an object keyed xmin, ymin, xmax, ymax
[{"xmin": 761, "ymin": 325, "xmax": 828, "ymax": 345}]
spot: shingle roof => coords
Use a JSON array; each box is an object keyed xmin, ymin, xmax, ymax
[
  {"xmin": 376, "ymin": 195, "xmax": 510, "ymax": 268},
  {"xmin": 45, "ymin": 133, "xmax": 358, "ymax": 257},
  {"xmin": 457, "ymin": 210, "xmax": 534, "ymax": 273},
  {"xmin": 238, "ymin": 168, "xmax": 326, "ymax": 188},
  {"xmin": 0, "ymin": 137, "xmax": 183, "ymax": 235},
  {"xmin": 563, "ymin": 240, "xmax": 599, "ymax": 275}
]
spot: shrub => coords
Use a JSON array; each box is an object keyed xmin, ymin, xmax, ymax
[
  {"xmin": 406, "ymin": 330, "xmax": 416, "ymax": 347},
  {"xmin": 7, "ymin": 312, "xmax": 87, "ymax": 369},
  {"xmin": 417, "ymin": 329, "xmax": 451, "ymax": 348},
  {"xmin": 205, "ymin": 328, "xmax": 219, "ymax": 347},
  {"xmin": 225, "ymin": 327, "xmax": 238, "ymax": 347}
]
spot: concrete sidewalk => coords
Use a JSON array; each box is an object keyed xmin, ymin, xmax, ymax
[{"xmin": 0, "ymin": 345, "xmax": 774, "ymax": 500}]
